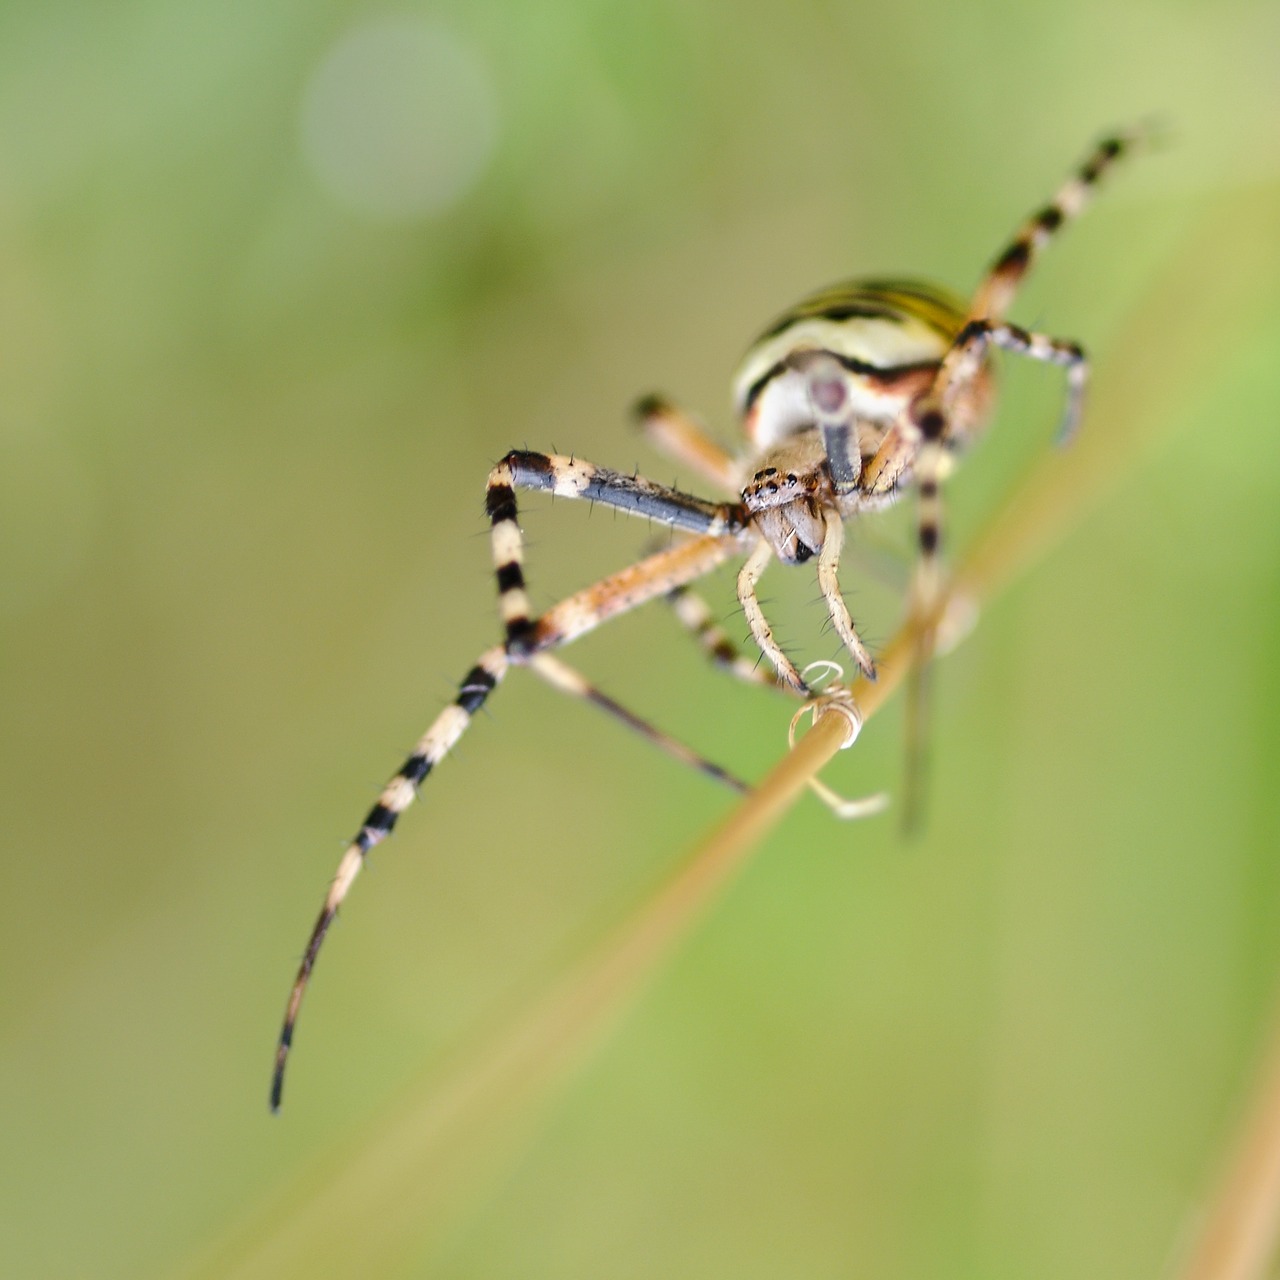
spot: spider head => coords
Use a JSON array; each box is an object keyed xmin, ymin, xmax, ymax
[{"xmin": 742, "ymin": 433, "xmax": 832, "ymax": 564}]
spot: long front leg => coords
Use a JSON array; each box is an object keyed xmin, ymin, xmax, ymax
[
  {"xmin": 971, "ymin": 129, "xmax": 1145, "ymax": 322},
  {"xmin": 863, "ymin": 128, "xmax": 1144, "ymax": 497},
  {"xmin": 272, "ymin": 534, "xmax": 741, "ymax": 1110},
  {"xmin": 271, "ymin": 646, "xmax": 509, "ymax": 1111},
  {"xmin": 486, "ymin": 450, "xmax": 745, "ymax": 652}
]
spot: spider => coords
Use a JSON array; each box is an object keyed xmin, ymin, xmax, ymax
[{"xmin": 271, "ymin": 129, "xmax": 1144, "ymax": 1111}]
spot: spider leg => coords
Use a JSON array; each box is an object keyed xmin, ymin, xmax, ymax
[
  {"xmin": 816, "ymin": 507, "xmax": 877, "ymax": 681},
  {"xmin": 665, "ymin": 584, "xmax": 789, "ymax": 692},
  {"xmin": 900, "ymin": 124, "xmax": 1142, "ymax": 629},
  {"xmin": 891, "ymin": 322, "xmax": 1082, "ymax": 826},
  {"xmin": 527, "ymin": 534, "xmax": 743, "ymax": 651},
  {"xmin": 272, "ymin": 535, "xmax": 741, "ymax": 1109},
  {"xmin": 899, "ymin": 399, "xmax": 950, "ymax": 832},
  {"xmin": 971, "ymin": 128, "xmax": 1145, "ymax": 322},
  {"xmin": 862, "ymin": 127, "xmax": 1143, "ymax": 498},
  {"xmin": 529, "ymin": 652, "xmax": 749, "ymax": 793},
  {"xmin": 861, "ymin": 313, "xmax": 1091, "ymax": 502},
  {"xmin": 271, "ymin": 646, "xmax": 508, "ymax": 1112},
  {"xmin": 736, "ymin": 538, "xmax": 807, "ymax": 694},
  {"xmin": 908, "ymin": 403, "xmax": 949, "ymax": 613},
  {"xmin": 487, "ymin": 450, "xmax": 745, "ymax": 651},
  {"xmin": 632, "ymin": 394, "xmax": 740, "ymax": 493},
  {"xmin": 931, "ymin": 320, "xmax": 1089, "ymax": 446},
  {"xmin": 858, "ymin": 345, "xmax": 1072, "ymax": 825},
  {"xmin": 883, "ymin": 124, "xmax": 1137, "ymax": 820}
]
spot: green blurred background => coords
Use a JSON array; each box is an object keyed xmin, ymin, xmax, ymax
[{"xmin": 3, "ymin": 1, "xmax": 1279, "ymax": 1276}]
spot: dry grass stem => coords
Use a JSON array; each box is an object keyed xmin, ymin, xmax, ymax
[{"xmin": 1173, "ymin": 1011, "xmax": 1280, "ymax": 1280}]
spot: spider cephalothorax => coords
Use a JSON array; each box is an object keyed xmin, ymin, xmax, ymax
[
  {"xmin": 271, "ymin": 129, "xmax": 1143, "ymax": 1110},
  {"xmin": 741, "ymin": 432, "xmax": 834, "ymax": 564}
]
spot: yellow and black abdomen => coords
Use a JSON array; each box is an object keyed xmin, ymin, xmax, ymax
[{"xmin": 733, "ymin": 279, "xmax": 972, "ymax": 449}]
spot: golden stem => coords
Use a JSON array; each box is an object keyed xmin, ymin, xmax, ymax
[{"xmin": 1174, "ymin": 1013, "xmax": 1280, "ymax": 1280}]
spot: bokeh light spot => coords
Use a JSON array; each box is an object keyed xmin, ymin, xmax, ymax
[{"xmin": 300, "ymin": 17, "xmax": 499, "ymax": 221}]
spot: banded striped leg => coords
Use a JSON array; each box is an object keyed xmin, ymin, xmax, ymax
[
  {"xmin": 271, "ymin": 647, "xmax": 508, "ymax": 1112},
  {"xmin": 899, "ymin": 323, "xmax": 1090, "ymax": 640},
  {"xmin": 666, "ymin": 584, "xmax": 786, "ymax": 690},
  {"xmin": 885, "ymin": 125, "xmax": 1145, "ymax": 818},
  {"xmin": 899, "ymin": 400, "xmax": 950, "ymax": 832},
  {"xmin": 737, "ymin": 538, "xmax": 807, "ymax": 694},
  {"xmin": 889, "ymin": 322, "xmax": 1088, "ymax": 823},
  {"xmin": 272, "ymin": 538, "xmax": 739, "ymax": 1110},
  {"xmin": 632, "ymin": 394, "xmax": 740, "ymax": 493},
  {"xmin": 931, "ymin": 320, "xmax": 1088, "ymax": 445},
  {"xmin": 912, "ymin": 129, "xmax": 1139, "ymax": 453},
  {"xmin": 862, "ymin": 128, "xmax": 1143, "ymax": 498},
  {"xmin": 529, "ymin": 652, "xmax": 749, "ymax": 792},
  {"xmin": 486, "ymin": 450, "xmax": 745, "ymax": 652},
  {"xmin": 908, "ymin": 403, "xmax": 949, "ymax": 608},
  {"xmin": 971, "ymin": 129, "xmax": 1144, "ymax": 323},
  {"xmin": 858, "ymin": 319, "xmax": 1085, "ymax": 499},
  {"xmin": 878, "ymin": 320, "xmax": 1089, "ymax": 706}
]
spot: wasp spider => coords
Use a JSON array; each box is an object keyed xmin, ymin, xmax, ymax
[{"xmin": 271, "ymin": 130, "xmax": 1144, "ymax": 1110}]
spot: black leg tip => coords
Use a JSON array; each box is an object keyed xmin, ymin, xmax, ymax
[{"xmin": 632, "ymin": 392, "xmax": 671, "ymax": 422}]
